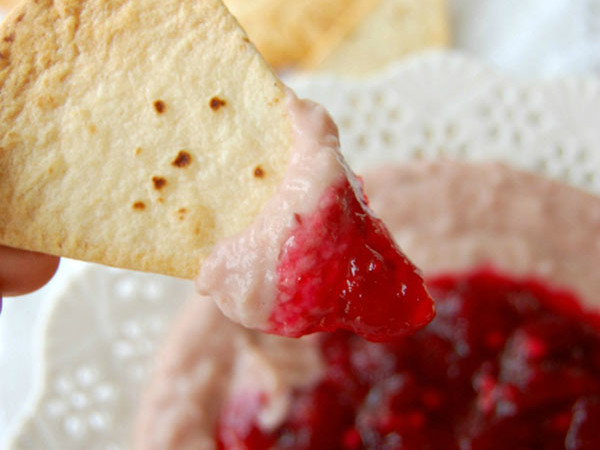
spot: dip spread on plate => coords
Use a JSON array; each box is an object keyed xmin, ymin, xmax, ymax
[{"xmin": 135, "ymin": 161, "xmax": 600, "ymax": 450}]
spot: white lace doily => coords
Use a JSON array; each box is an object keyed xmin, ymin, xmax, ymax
[{"xmin": 4, "ymin": 51, "xmax": 600, "ymax": 449}]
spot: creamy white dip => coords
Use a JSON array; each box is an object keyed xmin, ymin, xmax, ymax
[{"xmin": 195, "ymin": 90, "xmax": 351, "ymax": 330}]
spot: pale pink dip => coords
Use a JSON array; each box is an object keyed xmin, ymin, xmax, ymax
[
  {"xmin": 134, "ymin": 161, "xmax": 600, "ymax": 449},
  {"xmin": 365, "ymin": 161, "xmax": 600, "ymax": 308},
  {"xmin": 133, "ymin": 298, "xmax": 322, "ymax": 450},
  {"xmin": 195, "ymin": 90, "xmax": 353, "ymax": 330}
]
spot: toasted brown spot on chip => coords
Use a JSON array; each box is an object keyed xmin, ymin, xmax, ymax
[
  {"xmin": 209, "ymin": 96, "xmax": 226, "ymax": 111},
  {"xmin": 135, "ymin": 147, "xmax": 142, "ymax": 156},
  {"xmin": 267, "ymin": 96, "xmax": 281, "ymax": 107},
  {"xmin": 88, "ymin": 124, "xmax": 97, "ymax": 134},
  {"xmin": 152, "ymin": 176, "xmax": 167, "ymax": 190},
  {"xmin": 16, "ymin": 13, "xmax": 24, "ymax": 22},
  {"xmin": 177, "ymin": 207, "xmax": 187, "ymax": 221},
  {"xmin": 242, "ymin": 36, "xmax": 250, "ymax": 43},
  {"xmin": 254, "ymin": 165, "xmax": 265, "ymax": 178},
  {"xmin": 132, "ymin": 201, "xmax": 146, "ymax": 211},
  {"xmin": 153, "ymin": 100, "xmax": 166, "ymax": 114},
  {"xmin": 172, "ymin": 150, "xmax": 191, "ymax": 168},
  {"xmin": 3, "ymin": 33, "xmax": 15, "ymax": 43}
]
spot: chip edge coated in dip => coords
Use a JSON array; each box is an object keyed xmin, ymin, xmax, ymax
[{"xmin": 195, "ymin": 91, "xmax": 433, "ymax": 342}]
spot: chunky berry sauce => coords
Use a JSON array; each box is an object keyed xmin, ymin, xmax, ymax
[
  {"xmin": 268, "ymin": 178, "xmax": 434, "ymax": 341},
  {"xmin": 217, "ymin": 270, "xmax": 600, "ymax": 449}
]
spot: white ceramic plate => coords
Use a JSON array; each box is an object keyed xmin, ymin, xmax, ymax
[{"xmin": 4, "ymin": 51, "xmax": 600, "ymax": 449}]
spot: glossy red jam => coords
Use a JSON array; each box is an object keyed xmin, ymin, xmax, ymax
[
  {"xmin": 268, "ymin": 178, "xmax": 434, "ymax": 341},
  {"xmin": 217, "ymin": 270, "xmax": 600, "ymax": 449}
]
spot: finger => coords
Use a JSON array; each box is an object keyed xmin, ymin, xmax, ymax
[{"xmin": 0, "ymin": 246, "xmax": 60, "ymax": 297}]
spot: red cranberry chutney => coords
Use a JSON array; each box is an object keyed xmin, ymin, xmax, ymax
[
  {"xmin": 217, "ymin": 269, "xmax": 600, "ymax": 450},
  {"xmin": 270, "ymin": 177, "xmax": 433, "ymax": 341}
]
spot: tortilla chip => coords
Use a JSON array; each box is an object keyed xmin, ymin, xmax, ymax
[
  {"xmin": 0, "ymin": 0, "xmax": 293, "ymax": 279},
  {"xmin": 0, "ymin": 0, "xmax": 19, "ymax": 12},
  {"xmin": 223, "ymin": 0, "xmax": 380, "ymax": 70},
  {"xmin": 305, "ymin": 0, "xmax": 451, "ymax": 76}
]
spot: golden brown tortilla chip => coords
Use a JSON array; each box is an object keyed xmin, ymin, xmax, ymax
[
  {"xmin": 306, "ymin": 0, "xmax": 450, "ymax": 76},
  {"xmin": 0, "ymin": 0, "xmax": 19, "ymax": 12},
  {"xmin": 224, "ymin": 0, "xmax": 381, "ymax": 70},
  {"xmin": 0, "ymin": 0, "xmax": 293, "ymax": 279}
]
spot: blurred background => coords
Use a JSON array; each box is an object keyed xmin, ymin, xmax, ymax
[
  {"xmin": 2, "ymin": 0, "xmax": 598, "ymax": 78},
  {"xmin": 1, "ymin": 0, "xmax": 599, "ymax": 448},
  {"xmin": 220, "ymin": 0, "xmax": 600, "ymax": 77}
]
